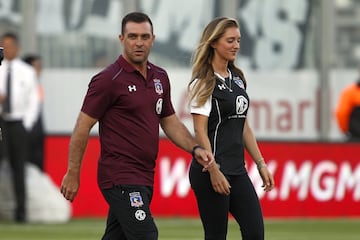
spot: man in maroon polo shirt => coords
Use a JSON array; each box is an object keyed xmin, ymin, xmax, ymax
[{"xmin": 60, "ymin": 12, "xmax": 214, "ymax": 240}]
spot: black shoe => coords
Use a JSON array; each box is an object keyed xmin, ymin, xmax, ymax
[{"xmin": 15, "ymin": 212, "xmax": 26, "ymax": 223}]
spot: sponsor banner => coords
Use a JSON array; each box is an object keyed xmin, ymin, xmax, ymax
[
  {"xmin": 45, "ymin": 136, "xmax": 360, "ymax": 218},
  {"xmin": 41, "ymin": 69, "xmax": 356, "ymax": 140}
]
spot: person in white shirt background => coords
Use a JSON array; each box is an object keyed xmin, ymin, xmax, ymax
[
  {"xmin": 0, "ymin": 32, "xmax": 39, "ymax": 223},
  {"xmin": 23, "ymin": 54, "xmax": 45, "ymax": 172}
]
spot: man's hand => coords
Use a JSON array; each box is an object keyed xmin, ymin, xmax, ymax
[
  {"xmin": 192, "ymin": 146, "xmax": 215, "ymax": 171},
  {"xmin": 60, "ymin": 170, "xmax": 80, "ymax": 202}
]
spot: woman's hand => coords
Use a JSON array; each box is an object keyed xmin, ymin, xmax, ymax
[
  {"xmin": 258, "ymin": 166, "xmax": 275, "ymax": 192},
  {"xmin": 207, "ymin": 165, "xmax": 231, "ymax": 195}
]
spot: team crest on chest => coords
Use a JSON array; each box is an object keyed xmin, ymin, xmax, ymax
[
  {"xmin": 233, "ymin": 77, "xmax": 245, "ymax": 89},
  {"xmin": 153, "ymin": 79, "xmax": 163, "ymax": 95}
]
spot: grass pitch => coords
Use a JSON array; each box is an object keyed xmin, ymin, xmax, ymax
[{"xmin": 0, "ymin": 217, "xmax": 359, "ymax": 239}]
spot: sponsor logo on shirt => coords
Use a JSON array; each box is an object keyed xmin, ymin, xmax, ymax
[
  {"xmin": 156, "ymin": 98, "xmax": 163, "ymax": 115},
  {"xmin": 128, "ymin": 85, "xmax": 137, "ymax": 92},
  {"xmin": 218, "ymin": 84, "xmax": 227, "ymax": 91},
  {"xmin": 236, "ymin": 95, "xmax": 248, "ymax": 114}
]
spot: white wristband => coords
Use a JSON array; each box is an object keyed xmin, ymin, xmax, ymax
[
  {"xmin": 257, "ymin": 162, "xmax": 267, "ymax": 170},
  {"xmin": 256, "ymin": 158, "xmax": 267, "ymax": 170}
]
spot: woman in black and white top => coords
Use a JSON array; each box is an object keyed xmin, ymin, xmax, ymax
[{"xmin": 188, "ymin": 17, "xmax": 275, "ymax": 240}]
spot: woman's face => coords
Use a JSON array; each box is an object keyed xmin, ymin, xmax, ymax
[{"xmin": 212, "ymin": 27, "xmax": 240, "ymax": 62}]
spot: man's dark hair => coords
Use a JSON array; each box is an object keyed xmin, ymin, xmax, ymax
[
  {"xmin": 1, "ymin": 32, "xmax": 19, "ymax": 43},
  {"xmin": 121, "ymin": 12, "xmax": 153, "ymax": 35},
  {"xmin": 23, "ymin": 54, "xmax": 41, "ymax": 65}
]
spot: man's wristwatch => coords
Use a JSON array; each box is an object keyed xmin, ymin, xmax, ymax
[{"xmin": 191, "ymin": 145, "xmax": 204, "ymax": 158}]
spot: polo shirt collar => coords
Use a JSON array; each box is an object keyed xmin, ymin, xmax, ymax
[{"xmin": 117, "ymin": 55, "xmax": 151, "ymax": 73}]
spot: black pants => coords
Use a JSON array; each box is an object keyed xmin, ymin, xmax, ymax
[
  {"xmin": 100, "ymin": 185, "xmax": 158, "ymax": 240},
  {"xmin": 28, "ymin": 116, "xmax": 45, "ymax": 171},
  {"xmin": 0, "ymin": 120, "xmax": 28, "ymax": 221},
  {"xmin": 189, "ymin": 161, "xmax": 264, "ymax": 240}
]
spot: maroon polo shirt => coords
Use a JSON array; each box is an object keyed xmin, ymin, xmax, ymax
[{"xmin": 81, "ymin": 55, "xmax": 175, "ymax": 189}]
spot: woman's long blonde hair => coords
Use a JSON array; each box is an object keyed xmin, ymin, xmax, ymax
[{"xmin": 188, "ymin": 17, "xmax": 246, "ymax": 107}]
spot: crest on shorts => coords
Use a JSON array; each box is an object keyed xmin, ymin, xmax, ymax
[
  {"xmin": 129, "ymin": 192, "xmax": 144, "ymax": 207},
  {"xmin": 135, "ymin": 209, "xmax": 146, "ymax": 221},
  {"xmin": 154, "ymin": 79, "xmax": 163, "ymax": 95}
]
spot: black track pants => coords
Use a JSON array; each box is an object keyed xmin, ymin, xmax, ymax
[
  {"xmin": 101, "ymin": 185, "xmax": 158, "ymax": 240},
  {"xmin": 189, "ymin": 163, "xmax": 264, "ymax": 240}
]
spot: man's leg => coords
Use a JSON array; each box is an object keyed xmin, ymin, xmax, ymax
[
  {"xmin": 101, "ymin": 185, "xmax": 158, "ymax": 240},
  {"xmin": 101, "ymin": 208, "xmax": 127, "ymax": 240},
  {"xmin": 6, "ymin": 122, "xmax": 27, "ymax": 222}
]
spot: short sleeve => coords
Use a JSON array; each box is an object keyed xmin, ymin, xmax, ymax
[
  {"xmin": 159, "ymin": 72, "xmax": 175, "ymax": 118},
  {"xmin": 81, "ymin": 72, "xmax": 113, "ymax": 119},
  {"xmin": 189, "ymin": 79, "xmax": 212, "ymax": 116}
]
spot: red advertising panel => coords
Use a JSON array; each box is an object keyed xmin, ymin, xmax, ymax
[{"xmin": 45, "ymin": 137, "xmax": 360, "ymax": 218}]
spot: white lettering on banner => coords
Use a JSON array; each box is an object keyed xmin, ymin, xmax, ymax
[
  {"xmin": 158, "ymin": 157, "xmax": 360, "ymax": 202},
  {"xmin": 278, "ymin": 161, "xmax": 360, "ymax": 201},
  {"xmin": 311, "ymin": 161, "xmax": 337, "ymax": 201},
  {"xmin": 159, "ymin": 157, "xmax": 190, "ymax": 198},
  {"xmin": 335, "ymin": 163, "xmax": 360, "ymax": 201},
  {"xmin": 279, "ymin": 161, "xmax": 311, "ymax": 200}
]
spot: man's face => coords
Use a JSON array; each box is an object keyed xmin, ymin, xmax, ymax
[
  {"xmin": 119, "ymin": 21, "xmax": 155, "ymax": 66},
  {"xmin": 1, "ymin": 37, "xmax": 19, "ymax": 61},
  {"xmin": 32, "ymin": 59, "xmax": 42, "ymax": 77}
]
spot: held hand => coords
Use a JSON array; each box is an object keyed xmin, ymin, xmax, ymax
[
  {"xmin": 192, "ymin": 146, "xmax": 215, "ymax": 170},
  {"xmin": 208, "ymin": 165, "xmax": 231, "ymax": 195},
  {"xmin": 258, "ymin": 167, "xmax": 275, "ymax": 192},
  {"xmin": 60, "ymin": 170, "xmax": 80, "ymax": 202}
]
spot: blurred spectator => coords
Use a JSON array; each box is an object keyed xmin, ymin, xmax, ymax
[
  {"xmin": 93, "ymin": 50, "xmax": 109, "ymax": 68},
  {"xmin": 0, "ymin": 32, "xmax": 39, "ymax": 223},
  {"xmin": 23, "ymin": 54, "xmax": 45, "ymax": 171},
  {"xmin": 335, "ymin": 69, "xmax": 360, "ymax": 142}
]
